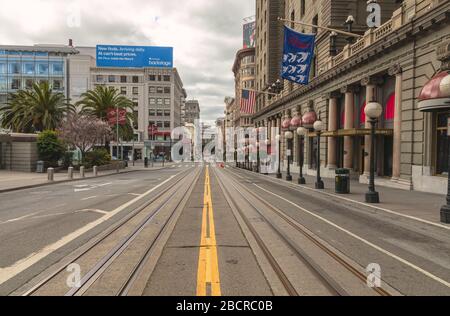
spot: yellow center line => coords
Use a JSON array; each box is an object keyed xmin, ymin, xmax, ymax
[{"xmin": 197, "ymin": 166, "xmax": 221, "ymax": 296}]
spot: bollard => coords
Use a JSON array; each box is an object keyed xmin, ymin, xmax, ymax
[
  {"xmin": 68, "ymin": 167, "xmax": 74, "ymax": 180},
  {"xmin": 93, "ymin": 166, "xmax": 98, "ymax": 177},
  {"xmin": 116, "ymin": 163, "xmax": 120, "ymax": 173},
  {"xmin": 47, "ymin": 168, "xmax": 54, "ymax": 182},
  {"xmin": 80, "ymin": 166, "xmax": 85, "ymax": 178}
]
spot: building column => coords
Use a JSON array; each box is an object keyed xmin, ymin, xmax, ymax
[
  {"xmin": 341, "ymin": 86, "xmax": 356, "ymax": 170},
  {"xmin": 327, "ymin": 94, "xmax": 339, "ymax": 169},
  {"xmin": 389, "ymin": 65, "xmax": 403, "ymax": 180}
]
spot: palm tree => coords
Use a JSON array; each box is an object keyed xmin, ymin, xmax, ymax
[
  {"xmin": 77, "ymin": 85, "xmax": 135, "ymax": 141},
  {"xmin": 0, "ymin": 82, "xmax": 74, "ymax": 133}
]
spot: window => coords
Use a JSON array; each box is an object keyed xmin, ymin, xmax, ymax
[
  {"xmin": 163, "ymin": 75, "xmax": 171, "ymax": 82},
  {"xmin": 120, "ymin": 87, "xmax": 127, "ymax": 95},
  {"xmin": 149, "ymin": 75, "xmax": 156, "ymax": 81},
  {"xmin": 157, "ymin": 75, "xmax": 162, "ymax": 81},
  {"xmin": 157, "ymin": 98, "xmax": 163, "ymax": 105},
  {"xmin": 0, "ymin": 62, "xmax": 6, "ymax": 74},
  {"xmin": 51, "ymin": 62, "xmax": 63, "ymax": 75},
  {"xmin": 108, "ymin": 75, "xmax": 116, "ymax": 83},
  {"xmin": 164, "ymin": 87, "xmax": 171, "ymax": 94},
  {"xmin": 164, "ymin": 98, "xmax": 171, "ymax": 105},
  {"xmin": 149, "ymin": 109, "xmax": 156, "ymax": 116},
  {"xmin": 149, "ymin": 98, "xmax": 156, "ymax": 105},
  {"xmin": 157, "ymin": 121, "xmax": 163, "ymax": 128},
  {"xmin": 436, "ymin": 112, "xmax": 449, "ymax": 175},
  {"xmin": 132, "ymin": 87, "xmax": 139, "ymax": 95},
  {"xmin": 132, "ymin": 76, "xmax": 139, "ymax": 83},
  {"xmin": 10, "ymin": 62, "xmax": 21, "ymax": 74},
  {"xmin": 164, "ymin": 121, "xmax": 170, "ymax": 128},
  {"xmin": 120, "ymin": 76, "xmax": 127, "ymax": 83},
  {"xmin": 301, "ymin": 0, "xmax": 306, "ymax": 17},
  {"xmin": 53, "ymin": 80, "xmax": 62, "ymax": 90},
  {"xmin": 96, "ymin": 75, "xmax": 104, "ymax": 82},
  {"xmin": 25, "ymin": 79, "xmax": 33, "ymax": 89},
  {"xmin": 11, "ymin": 79, "xmax": 20, "ymax": 90},
  {"xmin": 312, "ymin": 15, "xmax": 319, "ymax": 34},
  {"xmin": 23, "ymin": 63, "xmax": 35, "ymax": 75},
  {"xmin": 164, "ymin": 110, "xmax": 171, "ymax": 117},
  {"xmin": 157, "ymin": 110, "xmax": 163, "ymax": 117},
  {"xmin": 157, "ymin": 87, "xmax": 164, "ymax": 94}
]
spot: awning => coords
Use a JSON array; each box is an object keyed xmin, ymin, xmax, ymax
[{"xmin": 418, "ymin": 71, "xmax": 450, "ymax": 112}]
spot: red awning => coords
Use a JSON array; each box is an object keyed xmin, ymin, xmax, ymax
[{"xmin": 418, "ymin": 71, "xmax": 450, "ymax": 112}]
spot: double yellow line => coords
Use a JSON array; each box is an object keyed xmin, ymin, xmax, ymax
[{"xmin": 196, "ymin": 166, "xmax": 221, "ymax": 296}]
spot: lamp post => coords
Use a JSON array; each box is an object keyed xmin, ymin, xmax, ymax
[
  {"xmin": 275, "ymin": 135, "xmax": 282, "ymax": 179},
  {"xmin": 285, "ymin": 131, "xmax": 293, "ymax": 181},
  {"xmin": 297, "ymin": 127, "xmax": 307, "ymax": 184},
  {"xmin": 364, "ymin": 101, "xmax": 383, "ymax": 203},
  {"xmin": 256, "ymin": 141, "xmax": 260, "ymax": 173},
  {"xmin": 314, "ymin": 120, "xmax": 325, "ymax": 189},
  {"xmin": 344, "ymin": 15, "xmax": 355, "ymax": 45}
]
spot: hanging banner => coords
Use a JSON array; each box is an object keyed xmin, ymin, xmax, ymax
[
  {"xmin": 281, "ymin": 26, "xmax": 316, "ymax": 85},
  {"xmin": 107, "ymin": 108, "xmax": 127, "ymax": 126},
  {"xmin": 243, "ymin": 22, "xmax": 256, "ymax": 48}
]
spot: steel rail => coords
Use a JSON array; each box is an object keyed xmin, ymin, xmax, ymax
[
  {"xmin": 225, "ymin": 167, "xmax": 392, "ymax": 296},
  {"xmin": 217, "ymin": 168, "xmax": 346, "ymax": 296},
  {"xmin": 65, "ymin": 168, "xmax": 201, "ymax": 296},
  {"xmin": 213, "ymin": 167, "xmax": 299, "ymax": 296},
  {"xmin": 23, "ymin": 167, "xmax": 194, "ymax": 296}
]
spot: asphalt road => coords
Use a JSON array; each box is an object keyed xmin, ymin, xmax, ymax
[
  {"xmin": 2, "ymin": 163, "xmax": 450, "ymax": 296},
  {"xmin": 220, "ymin": 167, "xmax": 450, "ymax": 296},
  {"xmin": 0, "ymin": 163, "xmax": 198, "ymax": 295}
]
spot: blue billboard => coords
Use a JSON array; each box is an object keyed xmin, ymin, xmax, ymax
[{"xmin": 96, "ymin": 45, "xmax": 173, "ymax": 68}]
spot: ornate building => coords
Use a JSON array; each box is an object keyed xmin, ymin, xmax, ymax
[{"xmin": 252, "ymin": 0, "xmax": 450, "ymax": 194}]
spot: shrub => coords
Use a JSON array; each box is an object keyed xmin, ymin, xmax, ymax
[
  {"xmin": 37, "ymin": 130, "xmax": 65, "ymax": 167},
  {"xmin": 84, "ymin": 148, "xmax": 111, "ymax": 168}
]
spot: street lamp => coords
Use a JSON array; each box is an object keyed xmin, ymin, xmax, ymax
[
  {"xmin": 275, "ymin": 134, "xmax": 282, "ymax": 179},
  {"xmin": 297, "ymin": 127, "xmax": 307, "ymax": 184},
  {"xmin": 314, "ymin": 120, "xmax": 325, "ymax": 189},
  {"xmin": 285, "ymin": 131, "xmax": 294, "ymax": 181},
  {"xmin": 344, "ymin": 15, "xmax": 355, "ymax": 45},
  {"xmin": 364, "ymin": 101, "xmax": 383, "ymax": 203}
]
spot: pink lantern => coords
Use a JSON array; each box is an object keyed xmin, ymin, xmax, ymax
[
  {"xmin": 302, "ymin": 111, "xmax": 317, "ymax": 129},
  {"xmin": 282, "ymin": 118, "xmax": 291, "ymax": 130},
  {"xmin": 290, "ymin": 115, "xmax": 302, "ymax": 129}
]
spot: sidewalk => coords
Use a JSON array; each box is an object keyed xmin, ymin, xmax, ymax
[
  {"xmin": 0, "ymin": 162, "xmax": 174, "ymax": 193},
  {"xmin": 238, "ymin": 167, "xmax": 447, "ymax": 226}
]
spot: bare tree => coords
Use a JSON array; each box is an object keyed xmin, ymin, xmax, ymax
[{"xmin": 58, "ymin": 113, "xmax": 112, "ymax": 161}]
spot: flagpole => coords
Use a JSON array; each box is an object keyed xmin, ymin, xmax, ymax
[
  {"xmin": 242, "ymin": 88, "xmax": 278, "ymax": 96},
  {"xmin": 278, "ymin": 17, "xmax": 363, "ymax": 39}
]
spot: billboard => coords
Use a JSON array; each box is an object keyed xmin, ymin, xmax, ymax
[
  {"xmin": 243, "ymin": 22, "xmax": 256, "ymax": 49},
  {"xmin": 96, "ymin": 45, "xmax": 173, "ymax": 68}
]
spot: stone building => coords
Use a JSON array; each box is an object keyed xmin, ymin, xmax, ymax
[
  {"xmin": 255, "ymin": 0, "xmax": 285, "ymax": 112},
  {"xmin": 183, "ymin": 100, "xmax": 200, "ymax": 125},
  {"xmin": 232, "ymin": 47, "xmax": 256, "ymax": 129},
  {"xmin": 252, "ymin": 0, "xmax": 450, "ymax": 194}
]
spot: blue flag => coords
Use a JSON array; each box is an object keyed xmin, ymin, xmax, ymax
[{"xmin": 281, "ymin": 26, "xmax": 316, "ymax": 85}]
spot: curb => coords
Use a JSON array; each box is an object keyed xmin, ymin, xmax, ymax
[{"xmin": 0, "ymin": 167, "xmax": 167, "ymax": 194}]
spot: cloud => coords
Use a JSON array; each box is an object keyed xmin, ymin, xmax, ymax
[{"xmin": 0, "ymin": 0, "xmax": 255, "ymax": 123}]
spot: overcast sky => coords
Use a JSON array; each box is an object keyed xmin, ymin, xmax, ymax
[{"xmin": 0, "ymin": 0, "xmax": 255, "ymax": 124}]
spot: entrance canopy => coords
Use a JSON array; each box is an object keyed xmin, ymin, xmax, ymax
[{"xmin": 418, "ymin": 71, "xmax": 450, "ymax": 112}]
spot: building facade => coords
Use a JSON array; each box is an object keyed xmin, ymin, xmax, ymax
[
  {"xmin": 0, "ymin": 44, "xmax": 78, "ymax": 171},
  {"xmin": 183, "ymin": 100, "xmax": 200, "ymax": 125},
  {"xmin": 69, "ymin": 48, "xmax": 185, "ymax": 161},
  {"xmin": 252, "ymin": 0, "xmax": 450, "ymax": 194},
  {"xmin": 0, "ymin": 44, "xmax": 78, "ymax": 105},
  {"xmin": 232, "ymin": 47, "xmax": 256, "ymax": 128},
  {"xmin": 255, "ymin": 0, "xmax": 285, "ymax": 112}
]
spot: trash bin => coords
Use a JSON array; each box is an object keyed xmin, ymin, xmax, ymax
[
  {"xmin": 335, "ymin": 169, "xmax": 350, "ymax": 194},
  {"xmin": 144, "ymin": 157, "xmax": 149, "ymax": 168},
  {"xmin": 36, "ymin": 161, "xmax": 44, "ymax": 173}
]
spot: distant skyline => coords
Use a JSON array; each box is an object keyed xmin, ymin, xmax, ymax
[{"xmin": 0, "ymin": 0, "xmax": 256, "ymax": 125}]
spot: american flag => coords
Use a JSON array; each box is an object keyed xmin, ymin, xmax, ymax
[{"xmin": 240, "ymin": 89, "xmax": 256, "ymax": 114}]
